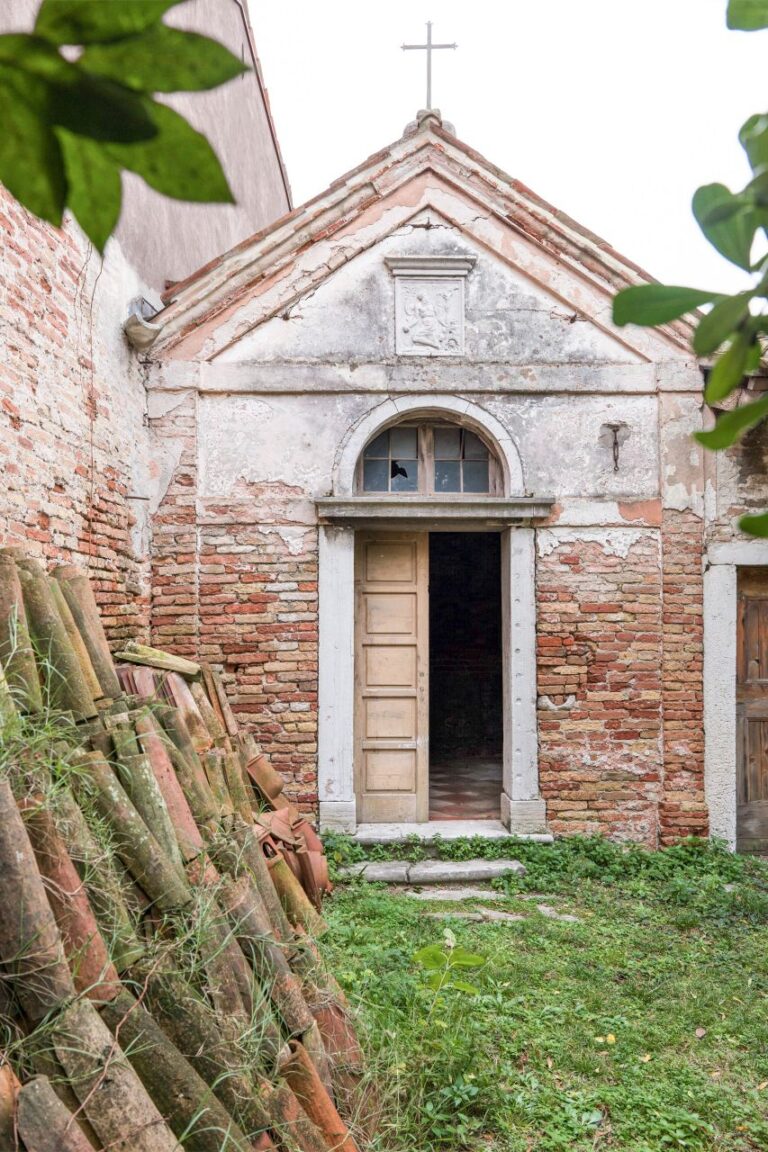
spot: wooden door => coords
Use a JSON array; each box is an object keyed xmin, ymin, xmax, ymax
[
  {"xmin": 737, "ymin": 569, "xmax": 768, "ymax": 854},
  {"xmin": 355, "ymin": 532, "xmax": 429, "ymax": 822}
]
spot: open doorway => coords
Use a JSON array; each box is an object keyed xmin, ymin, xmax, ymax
[{"xmin": 429, "ymin": 532, "xmax": 503, "ymax": 819}]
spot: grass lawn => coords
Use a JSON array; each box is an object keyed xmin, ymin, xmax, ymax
[{"xmin": 321, "ymin": 837, "xmax": 768, "ymax": 1152}]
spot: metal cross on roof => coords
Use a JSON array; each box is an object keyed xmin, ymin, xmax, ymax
[{"xmin": 402, "ymin": 21, "xmax": 457, "ymax": 112}]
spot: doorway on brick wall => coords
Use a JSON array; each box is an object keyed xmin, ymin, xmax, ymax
[
  {"xmin": 429, "ymin": 532, "xmax": 503, "ymax": 819},
  {"xmin": 737, "ymin": 568, "xmax": 768, "ymax": 853}
]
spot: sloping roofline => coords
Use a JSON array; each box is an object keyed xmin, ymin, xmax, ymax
[{"xmin": 146, "ymin": 110, "xmax": 694, "ymax": 357}]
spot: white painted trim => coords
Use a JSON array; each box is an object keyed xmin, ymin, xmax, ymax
[
  {"xmin": 703, "ymin": 563, "xmax": 738, "ymax": 848},
  {"xmin": 317, "ymin": 516, "xmax": 544, "ymax": 835},
  {"xmin": 332, "ymin": 394, "xmax": 526, "ymax": 496},
  {"xmin": 385, "ymin": 256, "xmax": 476, "ymax": 278},
  {"xmin": 317, "ymin": 526, "xmax": 356, "ymax": 831},
  {"xmin": 502, "ymin": 528, "xmax": 545, "ymax": 831},
  {"xmin": 316, "ymin": 496, "xmax": 553, "ymax": 526},
  {"xmin": 702, "ymin": 542, "xmax": 768, "ymax": 848},
  {"xmin": 707, "ymin": 541, "xmax": 768, "ymax": 566}
]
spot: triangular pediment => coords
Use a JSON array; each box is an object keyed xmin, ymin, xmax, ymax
[{"xmin": 146, "ymin": 116, "xmax": 693, "ymax": 364}]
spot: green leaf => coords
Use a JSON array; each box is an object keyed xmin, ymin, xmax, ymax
[
  {"xmin": 426, "ymin": 972, "xmax": 448, "ymax": 991},
  {"xmin": 727, "ymin": 0, "xmax": 768, "ymax": 30},
  {"xmin": 613, "ymin": 285, "xmax": 720, "ymax": 327},
  {"xmin": 449, "ymin": 980, "xmax": 480, "ymax": 995},
  {"xmin": 80, "ymin": 25, "xmax": 248, "ymax": 93},
  {"xmin": 739, "ymin": 511, "xmax": 768, "ymax": 535},
  {"xmin": 413, "ymin": 946, "xmax": 448, "ymax": 970},
  {"xmin": 50, "ymin": 73, "xmax": 158, "ymax": 142},
  {"xmin": 693, "ymin": 184, "xmax": 757, "ymax": 271},
  {"xmin": 35, "ymin": 0, "xmax": 182, "ymax": 45},
  {"xmin": 448, "ymin": 949, "xmax": 486, "ymax": 969},
  {"xmin": 0, "ymin": 34, "xmax": 157, "ymax": 142},
  {"xmin": 56, "ymin": 129, "xmax": 122, "ymax": 251},
  {"xmin": 0, "ymin": 73, "xmax": 66, "ymax": 224},
  {"xmin": 740, "ymin": 114, "xmax": 768, "ymax": 177},
  {"xmin": 0, "ymin": 33, "xmax": 76, "ymax": 81},
  {"xmin": 695, "ymin": 393, "xmax": 768, "ymax": 450},
  {"xmin": 704, "ymin": 335, "xmax": 756, "ymax": 403},
  {"xmin": 693, "ymin": 291, "xmax": 753, "ymax": 356},
  {"xmin": 106, "ymin": 98, "xmax": 233, "ymax": 202}
]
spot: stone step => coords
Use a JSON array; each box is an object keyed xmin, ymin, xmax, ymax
[
  {"xmin": 338, "ymin": 857, "xmax": 526, "ymax": 885},
  {"xmin": 353, "ymin": 820, "xmax": 553, "ymax": 848}
]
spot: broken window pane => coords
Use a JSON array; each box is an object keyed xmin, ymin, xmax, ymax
[
  {"xmin": 363, "ymin": 459, "xmax": 389, "ymax": 491},
  {"xmin": 434, "ymin": 461, "xmax": 461, "ymax": 492},
  {"xmin": 364, "ymin": 431, "xmax": 389, "ymax": 458},
  {"xmin": 391, "ymin": 460, "xmax": 418, "ymax": 491},
  {"xmin": 463, "ymin": 431, "xmax": 488, "ymax": 459},
  {"xmin": 434, "ymin": 427, "xmax": 461, "ymax": 459},
  {"xmin": 462, "ymin": 459, "xmax": 489, "ymax": 492},
  {"xmin": 390, "ymin": 426, "xmax": 417, "ymax": 459}
]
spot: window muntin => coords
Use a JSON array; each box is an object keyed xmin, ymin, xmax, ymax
[
  {"xmin": 363, "ymin": 427, "xmax": 419, "ymax": 492},
  {"xmin": 434, "ymin": 427, "xmax": 489, "ymax": 494},
  {"xmin": 359, "ymin": 423, "xmax": 499, "ymax": 495}
]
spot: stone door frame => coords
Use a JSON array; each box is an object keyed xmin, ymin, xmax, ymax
[
  {"xmin": 704, "ymin": 540, "xmax": 768, "ymax": 848},
  {"xmin": 316, "ymin": 395, "xmax": 552, "ymax": 835}
]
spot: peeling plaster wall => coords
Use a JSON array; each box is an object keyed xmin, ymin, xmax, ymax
[
  {"xmin": 217, "ymin": 219, "xmax": 642, "ymax": 366},
  {"xmin": 146, "ymin": 194, "xmax": 730, "ymax": 838}
]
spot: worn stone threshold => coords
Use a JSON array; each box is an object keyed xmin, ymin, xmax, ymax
[
  {"xmin": 339, "ymin": 858, "xmax": 527, "ymax": 884},
  {"xmin": 354, "ymin": 820, "xmax": 553, "ymax": 845}
]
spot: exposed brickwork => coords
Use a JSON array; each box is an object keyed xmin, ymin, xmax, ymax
[
  {"xmin": 0, "ymin": 190, "xmax": 151, "ymax": 643},
  {"xmin": 149, "ymin": 405, "xmax": 319, "ymax": 808},
  {"xmin": 536, "ymin": 533, "xmax": 663, "ymax": 846},
  {"xmin": 149, "ymin": 393, "xmax": 200, "ymax": 657},
  {"xmin": 199, "ymin": 521, "xmax": 318, "ymax": 810},
  {"xmin": 659, "ymin": 509, "xmax": 707, "ymax": 843}
]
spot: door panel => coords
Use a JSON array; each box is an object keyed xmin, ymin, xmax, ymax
[
  {"xmin": 365, "ymin": 593, "xmax": 417, "ymax": 634},
  {"xmin": 365, "ymin": 749, "xmax": 416, "ymax": 792},
  {"xmin": 365, "ymin": 646, "xmax": 416, "ymax": 687},
  {"xmin": 737, "ymin": 570, "xmax": 768, "ymax": 853},
  {"xmin": 355, "ymin": 532, "xmax": 428, "ymax": 823}
]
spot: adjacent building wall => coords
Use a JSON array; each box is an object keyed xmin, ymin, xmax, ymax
[
  {"xmin": 0, "ymin": 0, "xmax": 290, "ymax": 638},
  {"xmin": 0, "ymin": 188, "xmax": 154, "ymax": 640}
]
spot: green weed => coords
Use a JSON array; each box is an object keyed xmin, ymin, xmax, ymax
[{"xmin": 322, "ymin": 837, "xmax": 768, "ymax": 1151}]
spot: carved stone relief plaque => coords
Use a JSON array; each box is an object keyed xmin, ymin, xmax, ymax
[{"xmin": 386, "ymin": 255, "xmax": 476, "ymax": 358}]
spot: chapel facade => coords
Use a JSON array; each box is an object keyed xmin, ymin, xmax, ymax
[
  {"xmin": 129, "ymin": 109, "xmax": 768, "ymax": 852},
  {"xmin": 3, "ymin": 85, "xmax": 767, "ymax": 852}
]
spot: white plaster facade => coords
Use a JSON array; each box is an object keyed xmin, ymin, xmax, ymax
[{"xmin": 138, "ymin": 110, "xmax": 766, "ymax": 845}]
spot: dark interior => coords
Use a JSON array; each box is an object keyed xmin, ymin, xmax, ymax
[{"xmin": 428, "ymin": 532, "xmax": 503, "ymax": 818}]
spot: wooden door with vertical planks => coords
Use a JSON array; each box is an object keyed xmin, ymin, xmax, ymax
[
  {"xmin": 737, "ymin": 569, "xmax": 768, "ymax": 854},
  {"xmin": 355, "ymin": 532, "xmax": 429, "ymax": 822}
]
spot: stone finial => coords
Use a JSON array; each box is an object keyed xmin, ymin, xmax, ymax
[{"xmin": 403, "ymin": 108, "xmax": 456, "ymax": 137}]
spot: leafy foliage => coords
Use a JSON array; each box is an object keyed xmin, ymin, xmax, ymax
[
  {"xmin": 323, "ymin": 836, "xmax": 768, "ymax": 1151},
  {"xmin": 0, "ymin": 0, "xmax": 247, "ymax": 249},
  {"xmin": 613, "ymin": 3, "xmax": 768, "ymax": 535},
  {"xmin": 413, "ymin": 928, "xmax": 486, "ymax": 996}
]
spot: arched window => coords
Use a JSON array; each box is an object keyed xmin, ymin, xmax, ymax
[{"xmin": 356, "ymin": 420, "xmax": 503, "ymax": 495}]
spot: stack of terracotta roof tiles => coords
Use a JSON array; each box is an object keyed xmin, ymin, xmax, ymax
[{"xmin": 0, "ymin": 550, "xmax": 367, "ymax": 1152}]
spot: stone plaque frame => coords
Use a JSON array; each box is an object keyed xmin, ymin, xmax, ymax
[{"xmin": 386, "ymin": 255, "xmax": 476, "ymax": 357}]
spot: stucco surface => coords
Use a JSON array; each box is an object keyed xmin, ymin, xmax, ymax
[{"xmin": 216, "ymin": 222, "xmax": 642, "ymax": 366}]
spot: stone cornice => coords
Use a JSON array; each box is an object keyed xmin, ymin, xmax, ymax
[{"xmin": 316, "ymin": 495, "xmax": 555, "ymax": 528}]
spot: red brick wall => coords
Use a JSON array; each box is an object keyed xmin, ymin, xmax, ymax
[
  {"xmin": 199, "ymin": 521, "xmax": 318, "ymax": 809},
  {"xmin": 149, "ymin": 393, "xmax": 200, "ymax": 656},
  {"xmin": 0, "ymin": 190, "xmax": 151, "ymax": 643},
  {"xmin": 659, "ymin": 509, "xmax": 707, "ymax": 843},
  {"xmin": 149, "ymin": 398, "xmax": 319, "ymax": 808},
  {"xmin": 536, "ymin": 532, "xmax": 664, "ymax": 846}
]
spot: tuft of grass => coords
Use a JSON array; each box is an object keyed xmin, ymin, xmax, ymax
[{"xmin": 321, "ymin": 837, "xmax": 768, "ymax": 1152}]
